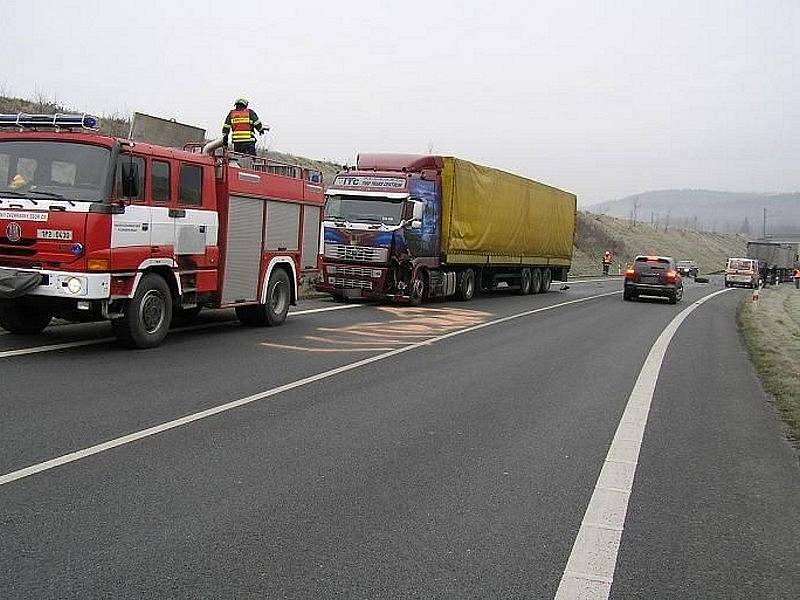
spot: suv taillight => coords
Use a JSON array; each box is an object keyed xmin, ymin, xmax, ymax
[
  {"xmin": 666, "ymin": 269, "xmax": 677, "ymax": 283},
  {"xmin": 625, "ymin": 268, "xmax": 636, "ymax": 281}
]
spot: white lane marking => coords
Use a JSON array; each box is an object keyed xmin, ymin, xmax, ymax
[
  {"xmin": 0, "ymin": 290, "xmax": 620, "ymax": 487},
  {"xmin": 554, "ymin": 287, "xmax": 732, "ymax": 599},
  {"xmin": 0, "ymin": 304, "xmax": 361, "ymax": 359}
]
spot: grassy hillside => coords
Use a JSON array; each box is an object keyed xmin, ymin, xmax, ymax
[{"xmin": 572, "ymin": 212, "xmax": 747, "ymax": 276}]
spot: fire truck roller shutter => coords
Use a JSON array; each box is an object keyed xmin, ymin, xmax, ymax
[
  {"xmin": 265, "ymin": 202, "xmax": 300, "ymax": 251},
  {"xmin": 301, "ymin": 206, "xmax": 321, "ymax": 270},
  {"xmin": 222, "ymin": 196, "xmax": 265, "ymax": 304}
]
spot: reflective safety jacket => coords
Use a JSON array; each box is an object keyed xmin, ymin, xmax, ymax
[
  {"xmin": 222, "ymin": 108, "xmax": 264, "ymax": 143},
  {"xmin": 794, "ymin": 268, "xmax": 800, "ymax": 279},
  {"xmin": 603, "ymin": 252, "xmax": 612, "ymax": 264}
]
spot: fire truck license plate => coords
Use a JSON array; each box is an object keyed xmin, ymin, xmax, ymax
[{"xmin": 37, "ymin": 229, "xmax": 73, "ymax": 240}]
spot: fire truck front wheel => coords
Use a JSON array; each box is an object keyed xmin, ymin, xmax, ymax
[
  {"xmin": 0, "ymin": 298, "xmax": 53, "ymax": 334},
  {"xmin": 236, "ymin": 268, "xmax": 291, "ymax": 327},
  {"xmin": 113, "ymin": 273, "xmax": 173, "ymax": 348}
]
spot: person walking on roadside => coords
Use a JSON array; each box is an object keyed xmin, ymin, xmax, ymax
[
  {"xmin": 222, "ymin": 98, "xmax": 268, "ymax": 156},
  {"xmin": 793, "ymin": 266, "xmax": 800, "ymax": 290},
  {"xmin": 602, "ymin": 250, "xmax": 613, "ymax": 276}
]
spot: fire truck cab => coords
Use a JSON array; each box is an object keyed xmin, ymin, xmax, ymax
[{"xmin": 0, "ymin": 113, "xmax": 323, "ymax": 348}]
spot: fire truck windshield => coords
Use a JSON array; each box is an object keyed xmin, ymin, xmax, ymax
[
  {"xmin": 324, "ymin": 194, "xmax": 405, "ymax": 226},
  {"xmin": 0, "ymin": 140, "xmax": 111, "ymax": 203}
]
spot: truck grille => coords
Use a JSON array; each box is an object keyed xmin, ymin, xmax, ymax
[
  {"xmin": 327, "ymin": 265, "xmax": 379, "ymax": 278},
  {"xmin": 324, "ymin": 244, "xmax": 387, "ymax": 263},
  {"xmin": 328, "ymin": 277, "xmax": 373, "ymax": 290}
]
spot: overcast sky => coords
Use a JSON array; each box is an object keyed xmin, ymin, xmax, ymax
[{"xmin": 3, "ymin": 0, "xmax": 798, "ymax": 205}]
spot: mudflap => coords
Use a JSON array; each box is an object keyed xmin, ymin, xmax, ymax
[{"xmin": 0, "ymin": 270, "xmax": 43, "ymax": 299}]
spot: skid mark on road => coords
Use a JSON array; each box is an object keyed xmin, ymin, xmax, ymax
[
  {"xmin": 0, "ymin": 304, "xmax": 361, "ymax": 360},
  {"xmin": 261, "ymin": 306, "xmax": 493, "ymax": 352}
]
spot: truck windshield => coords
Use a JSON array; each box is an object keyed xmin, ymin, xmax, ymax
[
  {"xmin": 325, "ymin": 194, "xmax": 405, "ymax": 225},
  {"xmin": 0, "ymin": 141, "xmax": 111, "ymax": 202}
]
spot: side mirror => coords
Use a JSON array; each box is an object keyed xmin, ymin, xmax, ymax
[
  {"xmin": 406, "ymin": 199, "xmax": 424, "ymax": 229},
  {"xmin": 121, "ymin": 159, "xmax": 140, "ymax": 199}
]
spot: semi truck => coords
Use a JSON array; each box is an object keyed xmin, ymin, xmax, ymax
[
  {"xmin": 316, "ymin": 154, "xmax": 576, "ymax": 303},
  {"xmin": 746, "ymin": 240, "xmax": 799, "ymax": 283},
  {"xmin": 0, "ymin": 113, "xmax": 324, "ymax": 348}
]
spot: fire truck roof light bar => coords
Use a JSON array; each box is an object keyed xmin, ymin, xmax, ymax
[{"xmin": 0, "ymin": 113, "xmax": 100, "ymax": 131}]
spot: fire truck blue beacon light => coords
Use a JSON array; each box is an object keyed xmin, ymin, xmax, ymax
[{"xmin": 71, "ymin": 243, "xmax": 84, "ymax": 256}]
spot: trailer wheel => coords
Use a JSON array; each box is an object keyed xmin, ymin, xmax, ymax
[
  {"xmin": 236, "ymin": 268, "xmax": 292, "ymax": 327},
  {"xmin": 112, "ymin": 273, "xmax": 173, "ymax": 348},
  {"xmin": 518, "ymin": 268, "xmax": 532, "ymax": 295},
  {"xmin": 455, "ymin": 268, "xmax": 475, "ymax": 301},
  {"xmin": 540, "ymin": 268, "xmax": 552, "ymax": 293},
  {"xmin": 0, "ymin": 298, "xmax": 53, "ymax": 334},
  {"xmin": 530, "ymin": 268, "xmax": 542, "ymax": 295}
]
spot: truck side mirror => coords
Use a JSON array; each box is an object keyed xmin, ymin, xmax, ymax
[
  {"xmin": 412, "ymin": 201, "xmax": 424, "ymax": 221},
  {"xmin": 121, "ymin": 159, "xmax": 140, "ymax": 199}
]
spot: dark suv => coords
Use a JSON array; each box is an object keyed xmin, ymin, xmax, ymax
[{"xmin": 624, "ymin": 256, "xmax": 684, "ymax": 304}]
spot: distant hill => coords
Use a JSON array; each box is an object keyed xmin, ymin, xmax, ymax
[{"xmin": 587, "ymin": 189, "xmax": 800, "ymax": 236}]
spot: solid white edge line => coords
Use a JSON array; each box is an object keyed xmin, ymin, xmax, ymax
[
  {"xmin": 553, "ymin": 287, "xmax": 732, "ymax": 599},
  {"xmin": 0, "ymin": 303, "xmax": 362, "ymax": 359},
  {"xmin": 0, "ymin": 290, "xmax": 620, "ymax": 487}
]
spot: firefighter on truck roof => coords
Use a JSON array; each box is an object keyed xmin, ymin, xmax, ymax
[{"xmin": 222, "ymin": 98, "xmax": 268, "ymax": 156}]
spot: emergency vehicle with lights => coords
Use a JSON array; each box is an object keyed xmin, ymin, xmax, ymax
[{"xmin": 0, "ymin": 113, "xmax": 323, "ymax": 348}]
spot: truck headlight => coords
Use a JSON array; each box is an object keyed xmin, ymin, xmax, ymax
[{"xmin": 66, "ymin": 277, "xmax": 83, "ymax": 294}]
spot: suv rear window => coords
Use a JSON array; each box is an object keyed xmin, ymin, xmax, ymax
[{"xmin": 728, "ymin": 259, "xmax": 753, "ymax": 270}]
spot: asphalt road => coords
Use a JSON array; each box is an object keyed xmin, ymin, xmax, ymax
[{"xmin": 1, "ymin": 278, "xmax": 797, "ymax": 599}]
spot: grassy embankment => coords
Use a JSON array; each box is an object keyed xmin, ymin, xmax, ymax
[
  {"xmin": 572, "ymin": 212, "xmax": 747, "ymax": 276},
  {"xmin": 737, "ymin": 286, "xmax": 800, "ymax": 444},
  {"xmin": 1, "ymin": 94, "xmax": 746, "ymax": 277}
]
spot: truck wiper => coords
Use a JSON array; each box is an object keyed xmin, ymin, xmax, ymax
[{"xmin": 26, "ymin": 190, "xmax": 78, "ymax": 207}]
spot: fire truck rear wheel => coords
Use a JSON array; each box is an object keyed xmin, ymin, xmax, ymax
[
  {"xmin": 113, "ymin": 273, "xmax": 173, "ymax": 348},
  {"xmin": 0, "ymin": 298, "xmax": 53, "ymax": 334},
  {"xmin": 236, "ymin": 268, "xmax": 291, "ymax": 327}
]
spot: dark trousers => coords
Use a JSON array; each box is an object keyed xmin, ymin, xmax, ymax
[
  {"xmin": 602, "ymin": 263, "xmax": 610, "ymax": 275},
  {"xmin": 795, "ymin": 278, "xmax": 799, "ymax": 289},
  {"xmin": 233, "ymin": 141, "xmax": 257, "ymax": 156}
]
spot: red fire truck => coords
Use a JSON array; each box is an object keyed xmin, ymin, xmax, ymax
[{"xmin": 0, "ymin": 113, "xmax": 323, "ymax": 348}]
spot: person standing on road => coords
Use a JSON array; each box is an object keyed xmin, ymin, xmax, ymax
[
  {"xmin": 602, "ymin": 250, "xmax": 613, "ymax": 276},
  {"xmin": 222, "ymin": 98, "xmax": 268, "ymax": 156},
  {"xmin": 793, "ymin": 266, "xmax": 800, "ymax": 289}
]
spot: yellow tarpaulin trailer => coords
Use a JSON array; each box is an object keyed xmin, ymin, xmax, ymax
[{"xmin": 440, "ymin": 157, "xmax": 576, "ymax": 267}]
